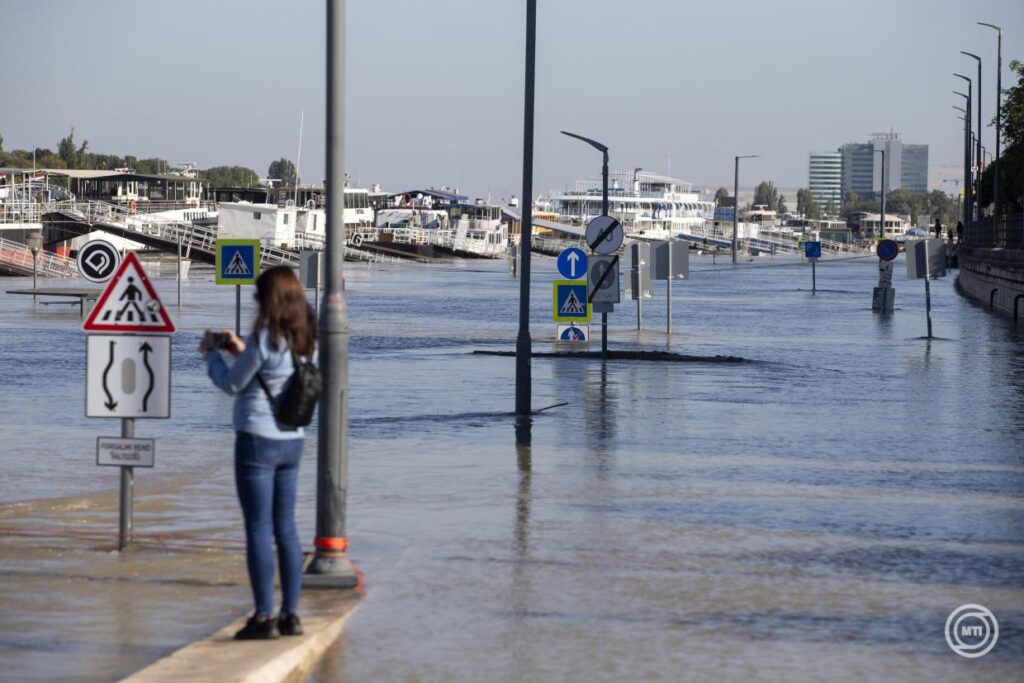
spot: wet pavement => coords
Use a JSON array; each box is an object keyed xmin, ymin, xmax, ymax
[{"xmin": 1, "ymin": 254, "xmax": 1022, "ymax": 681}]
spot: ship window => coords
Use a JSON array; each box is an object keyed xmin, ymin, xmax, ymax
[
  {"xmin": 283, "ymin": 214, "xmax": 290, "ymax": 225},
  {"xmin": 254, "ymin": 212, "xmax": 262, "ymax": 220}
]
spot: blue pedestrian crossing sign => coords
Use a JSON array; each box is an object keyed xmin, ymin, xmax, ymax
[
  {"xmin": 804, "ymin": 240, "xmax": 822, "ymax": 260},
  {"xmin": 215, "ymin": 239, "xmax": 261, "ymax": 285},
  {"xmin": 557, "ymin": 324, "xmax": 589, "ymax": 342},
  {"xmin": 552, "ymin": 279, "xmax": 591, "ymax": 322},
  {"xmin": 556, "ymin": 247, "xmax": 588, "ymax": 279}
]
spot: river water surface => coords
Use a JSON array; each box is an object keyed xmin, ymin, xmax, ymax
[{"xmin": 1, "ymin": 253, "xmax": 1022, "ymax": 681}]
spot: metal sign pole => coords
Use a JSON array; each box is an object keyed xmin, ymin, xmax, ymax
[
  {"xmin": 636, "ymin": 253, "xmax": 642, "ymax": 331},
  {"xmin": 666, "ymin": 239, "xmax": 672, "ymax": 335},
  {"xmin": 235, "ymin": 285, "xmax": 241, "ymax": 336},
  {"xmin": 924, "ymin": 274, "xmax": 933, "ymax": 339},
  {"xmin": 812, "ymin": 260, "xmax": 816, "ymax": 293},
  {"xmin": 118, "ymin": 417, "xmax": 134, "ymax": 551},
  {"xmin": 601, "ymin": 150, "xmax": 609, "ymax": 359},
  {"xmin": 176, "ymin": 235, "xmax": 182, "ymax": 307}
]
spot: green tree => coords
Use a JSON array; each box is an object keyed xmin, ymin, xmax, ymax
[
  {"xmin": 136, "ymin": 158, "xmax": 169, "ymax": 174},
  {"xmin": 203, "ymin": 165, "xmax": 260, "ymax": 187},
  {"xmin": 267, "ymin": 158, "xmax": 297, "ymax": 187},
  {"xmin": 752, "ymin": 180, "xmax": 780, "ymax": 211},
  {"xmin": 841, "ymin": 190, "xmax": 862, "ymax": 216},
  {"xmin": 977, "ymin": 59, "xmax": 1024, "ymax": 214},
  {"xmin": 57, "ymin": 128, "xmax": 79, "ymax": 168},
  {"xmin": 796, "ymin": 188, "xmax": 821, "ymax": 218},
  {"xmin": 885, "ymin": 189, "xmax": 926, "ymax": 223},
  {"xmin": 825, "ymin": 199, "xmax": 837, "ymax": 217},
  {"xmin": 714, "ymin": 186, "xmax": 732, "ymax": 206}
]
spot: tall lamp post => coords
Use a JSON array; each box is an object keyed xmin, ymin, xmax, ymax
[
  {"xmin": 515, "ymin": 0, "xmax": 537, "ymax": 418},
  {"xmin": 954, "ymin": 82, "xmax": 972, "ymax": 223},
  {"xmin": 304, "ymin": 0, "xmax": 359, "ymax": 589},
  {"xmin": 961, "ymin": 51, "xmax": 982, "ymax": 221},
  {"xmin": 954, "ymin": 105, "xmax": 969, "ymax": 224},
  {"xmin": 732, "ymin": 155, "xmax": 758, "ymax": 263},
  {"xmin": 873, "ymin": 149, "xmax": 886, "ymax": 240},
  {"xmin": 561, "ymin": 130, "xmax": 610, "ymax": 358},
  {"xmin": 978, "ymin": 22, "xmax": 1001, "ymax": 217},
  {"xmin": 26, "ymin": 231, "xmax": 42, "ymax": 294}
]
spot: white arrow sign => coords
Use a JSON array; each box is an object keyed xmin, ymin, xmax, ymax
[
  {"xmin": 86, "ymin": 335, "xmax": 171, "ymax": 418},
  {"xmin": 567, "ymin": 251, "xmax": 580, "ymax": 277}
]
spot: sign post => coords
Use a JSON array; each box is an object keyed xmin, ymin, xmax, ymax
[
  {"xmin": 653, "ymin": 240, "xmax": 689, "ymax": 334},
  {"xmin": 585, "ymin": 215, "xmax": 623, "ymax": 358},
  {"xmin": 215, "ymin": 239, "xmax": 261, "ymax": 336},
  {"xmin": 873, "ymin": 239, "xmax": 899, "ymax": 312},
  {"xmin": 906, "ymin": 238, "xmax": 947, "ymax": 339},
  {"xmin": 82, "ymin": 252, "xmax": 175, "ymax": 551},
  {"xmin": 804, "ymin": 241, "xmax": 822, "ymax": 293}
]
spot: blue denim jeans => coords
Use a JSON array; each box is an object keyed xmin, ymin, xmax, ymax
[{"xmin": 234, "ymin": 431, "xmax": 304, "ymax": 616}]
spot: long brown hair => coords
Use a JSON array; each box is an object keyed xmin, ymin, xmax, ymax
[{"xmin": 253, "ymin": 266, "xmax": 316, "ymax": 356}]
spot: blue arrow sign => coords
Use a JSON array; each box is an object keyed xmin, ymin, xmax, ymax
[{"xmin": 557, "ymin": 247, "xmax": 588, "ymax": 279}]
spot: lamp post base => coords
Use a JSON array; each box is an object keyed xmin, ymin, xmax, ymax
[{"xmin": 303, "ymin": 554, "xmax": 360, "ymax": 589}]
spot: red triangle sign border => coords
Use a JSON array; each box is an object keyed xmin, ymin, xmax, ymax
[{"xmin": 82, "ymin": 252, "xmax": 176, "ymax": 333}]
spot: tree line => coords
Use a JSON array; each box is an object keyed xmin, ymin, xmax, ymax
[{"xmin": 0, "ymin": 129, "xmax": 299, "ymax": 190}]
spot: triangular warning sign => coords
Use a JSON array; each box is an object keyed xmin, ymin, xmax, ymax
[
  {"xmin": 560, "ymin": 289, "xmax": 585, "ymax": 314},
  {"xmin": 83, "ymin": 252, "xmax": 176, "ymax": 333},
  {"xmin": 225, "ymin": 250, "xmax": 251, "ymax": 275}
]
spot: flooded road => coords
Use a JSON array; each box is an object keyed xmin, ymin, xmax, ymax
[{"xmin": 1, "ymin": 253, "xmax": 1023, "ymax": 681}]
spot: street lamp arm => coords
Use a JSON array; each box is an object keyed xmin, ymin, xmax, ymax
[
  {"xmin": 977, "ymin": 22, "xmax": 1001, "ymax": 33},
  {"xmin": 560, "ymin": 130, "xmax": 608, "ymax": 154}
]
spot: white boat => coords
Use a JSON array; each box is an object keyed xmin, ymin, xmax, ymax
[{"xmin": 549, "ymin": 169, "xmax": 713, "ymax": 240}]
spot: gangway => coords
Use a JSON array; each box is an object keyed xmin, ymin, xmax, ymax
[
  {"xmin": 0, "ymin": 236, "xmax": 77, "ymax": 278},
  {"xmin": 40, "ymin": 200, "xmax": 397, "ymax": 267}
]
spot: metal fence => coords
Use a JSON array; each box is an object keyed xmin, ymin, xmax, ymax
[{"xmin": 963, "ymin": 213, "xmax": 1024, "ymax": 250}]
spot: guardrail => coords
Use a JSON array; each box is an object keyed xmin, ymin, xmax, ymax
[
  {"xmin": 963, "ymin": 214, "xmax": 1024, "ymax": 250},
  {"xmin": 0, "ymin": 236, "xmax": 77, "ymax": 278}
]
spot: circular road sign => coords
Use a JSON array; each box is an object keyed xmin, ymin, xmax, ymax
[
  {"xmin": 585, "ymin": 215, "xmax": 624, "ymax": 255},
  {"xmin": 77, "ymin": 239, "xmax": 121, "ymax": 283},
  {"xmin": 556, "ymin": 246, "xmax": 588, "ymax": 279},
  {"xmin": 876, "ymin": 239, "xmax": 899, "ymax": 262}
]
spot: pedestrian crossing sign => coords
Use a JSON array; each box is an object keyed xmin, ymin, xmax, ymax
[
  {"xmin": 215, "ymin": 239, "xmax": 261, "ymax": 285},
  {"xmin": 82, "ymin": 251, "xmax": 176, "ymax": 333},
  {"xmin": 552, "ymin": 280, "xmax": 591, "ymax": 322}
]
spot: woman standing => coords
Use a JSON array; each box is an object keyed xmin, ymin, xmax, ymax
[{"xmin": 200, "ymin": 266, "xmax": 315, "ymax": 640}]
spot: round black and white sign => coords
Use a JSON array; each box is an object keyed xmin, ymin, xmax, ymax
[
  {"xmin": 77, "ymin": 240, "xmax": 121, "ymax": 283},
  {"xmin": 585, "ymin": 216, "xmax": 624, "ymax": 255}
]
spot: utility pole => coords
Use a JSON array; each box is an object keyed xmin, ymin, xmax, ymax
[
  {"xmin": 954, "ymin": 81, "xmax": 972, "ymax": 224},
  {"xmin": 874, "ymin": 149, "xmax": 886, "ymax": 239},
  {"xmin": 961, "ymin": 51, "xmax": 982, "ymax": 222},
  {"xmin": 515, "ymin": 0, "xmax": 536, "ymax": 418},
  {"xmin": 305, "ymin": 0, "xmax": 358, "ymax": 589}
]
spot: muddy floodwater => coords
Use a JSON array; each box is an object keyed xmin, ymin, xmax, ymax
[{"xmin": 1, "ymin": 254, "xmax": 1022, "ymax": 682}]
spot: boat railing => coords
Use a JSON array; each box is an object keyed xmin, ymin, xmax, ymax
[{"xmin": 0, "ymin": 235, "xmax": 78, "ymax": 278}]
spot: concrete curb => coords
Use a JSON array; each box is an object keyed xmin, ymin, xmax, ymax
[{"xmin": 121, "ymin": 593, "xmax": 359, "ymax": 683}]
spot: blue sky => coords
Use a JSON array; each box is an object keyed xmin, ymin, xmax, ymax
[{"xmin": 2, "ymin": 0, "xmax": 1022, "ymax": 199}]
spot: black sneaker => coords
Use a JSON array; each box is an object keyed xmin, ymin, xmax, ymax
[
  {"xmin": 277, "ymin": 612, "xmax": 304, "ymax": 636},
  {"xmin": 234, "ymin": 614, "xmax": 280, "ymax": 640}
]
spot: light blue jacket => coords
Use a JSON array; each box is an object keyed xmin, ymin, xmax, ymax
[{"xmin": 207, "ymin": 329, "xmax": 304, "ymax": 439}]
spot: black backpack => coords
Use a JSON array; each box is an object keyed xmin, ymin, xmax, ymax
[{"xmin": 257, "ymin": 350, "xmax": 322, "ymax": 429}]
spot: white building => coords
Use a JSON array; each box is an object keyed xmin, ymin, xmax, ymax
[
  {"xmin": 808, "ymin": 150, "xmax": 842, "ymax": 210},
  {"xmin": 859, "ymin": 213, "xmax": 911, "ymax": 240}
]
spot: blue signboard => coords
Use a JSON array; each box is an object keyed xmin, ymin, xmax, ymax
[
  {"xmin": 552, "ymin": 280, "xmax": 591, "ymax": 322},
  {"xmin": 215, "ymin": 239, "xmax": 261, "ymax": 285},
  {"xmin": 557, "ymin": 247, "xmax": 588, "ymax": 279},
  {"xmin": 876, "ymin": 239, "xmax": 899, "ymax": 262},
  {"xmin": 804, "ymin": 241, "xmax": 822, "ymax": 260},
  {"xmin": 557, "ymin": 324, "xmax": 589, "ymax": 342}
]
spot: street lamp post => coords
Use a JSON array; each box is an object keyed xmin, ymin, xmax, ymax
[
  {"xmin": 304, "ymin": 0, "xmax": 359, "ymax": 589},
  {"xmin": 515, "ymin": 0, "xmax": 537, "ymax": 418},
  {"xmin": 26, "ymin": 232, "xmax": 42, "ymax": 294},
  {"xmin": 961, "ymin": 51, "xmax": 982, "ymax": 221},
  {"xmin": 873, "ymin": 149, "xmax": 886, "ymax": 240},
  {"xmin": 561, "ymin": 130, "xmax": 610, "ymax": 358},
  {"xmin": 978, "ymin": 22, "xmax": 1001, "ymax": 217},
  {"xmin": 954, "ymin": 104, "xmax": 969, "ymax": 224},
  {"xmin": 733, "ymin": 155, "xmax": 758, "ymax": 263},
  {"xmin": 954, "ymin": 82, "xmax": 972, "ymax": 223}
]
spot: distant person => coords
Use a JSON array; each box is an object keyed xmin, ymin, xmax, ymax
[
  {"xmin": 957, "ymin": 221, "xmax": 964, "ymax": 243},
  {"xmin": 934, "ymin": 218, "xmax": 943, "ymax": 238},
  {"xmin": 199, "ymin": 266, "xmax": 316, "ymax": 640}
]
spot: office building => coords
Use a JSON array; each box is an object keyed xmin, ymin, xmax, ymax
[
  {"xmin": 834, "ymin": 133, "xmax": 929, "ymax": 202},
  {"xmin": 808, "ymin": 150, "xmax": 842, "ymax": 210}
]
